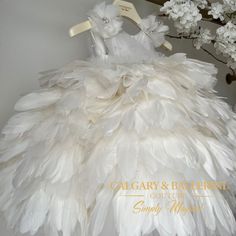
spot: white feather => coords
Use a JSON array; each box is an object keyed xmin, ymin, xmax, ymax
[
  {"xmin": 117, "ymin": 132, "xmax": 139, "ymax": 180},
  {"xmin": 89, "ymin": 188, "xmax": 113, "ymax": 236},
  {"xmin": 20, "ymin": 189, "xmax": 50, "ymax": 234},
  {"xmin": 2, "ymin": 112, "xmax": 43, "ymax": 136},
  {"xmin": 147, "ymin": 79, "xmax": 177, "ymax": 100},
  {"xmin": 15, "ymin": 89, "xmax": 61, "ymax": 111},
  {"xmin": 0, "ymin": 140, "xmax": 29, "ymax": 163}
]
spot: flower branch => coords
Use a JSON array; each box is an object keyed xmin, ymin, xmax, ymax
[{"xmin": 147, "ymin": 0, "xmax": 236, "ymax": 83}]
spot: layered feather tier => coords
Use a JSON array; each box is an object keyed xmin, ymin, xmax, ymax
[{"xmin": 1, "ymin": 52, "xmax": 236, "ymax": 236}]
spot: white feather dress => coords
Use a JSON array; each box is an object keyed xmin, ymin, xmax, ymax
[{"xmin": 1, "ymin": 2, "xmax": 236, "ymax": 236}]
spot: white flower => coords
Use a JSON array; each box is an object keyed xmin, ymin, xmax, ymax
[
  {"xmin": 193, "ymin": 0, "xmax": 208, "ymax": 9},
  {"xmin": 215, "ymin": 22, "xmax": 236, "ymax": 69},
  {"xmin": 161, "ymin": 0, "xmax": 202, "ymax": 34},
  {"xmin": 223, "ymin": 0, "xmax": 236, "ymax": 12},
  {"xmin": 208, "ymin": 3, "xmax": 225, "ymax": 21},
  {"xmin": 193, "ymin": 28, "xmax": 215, "ymax": 49}
]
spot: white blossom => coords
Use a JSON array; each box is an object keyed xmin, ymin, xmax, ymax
[
  {"xmin": 215, "ymin": 22, "xmax": 236, "ymax": 69},
  {"xmin": 193, "ymin": 28, "xmax": 215, "ymax": 49},
  {"xmin": 160, "ymin": 0, "xmax": 202, "ymax": 34},
  {"xmin": 208, "ymin": 3, "xmax": 225, "ymax": 21},
  {"xmin": 193, "ymin": 0, "xmax": 208, "ymax": 9},
  {"xmin": 160, "ymin": 0, "xmax": 236, "ymax": 71},
  {"xmin": 223, "ymin": 0, "xmax": 236, "ymax": 12}
]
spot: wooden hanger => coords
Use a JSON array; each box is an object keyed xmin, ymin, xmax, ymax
[{"xmin": 69, "ymin": 0, "xmax": 172, "ymax": 50}]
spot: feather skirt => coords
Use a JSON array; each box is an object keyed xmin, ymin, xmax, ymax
[{"xmin": 1, "ymin": 53, "xmax": 236, "ymax": 236}]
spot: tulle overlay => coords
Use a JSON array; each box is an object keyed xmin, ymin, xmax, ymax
[{"xmin": 1, "ymin": 52, "xmax": 236, "ymax": 236}]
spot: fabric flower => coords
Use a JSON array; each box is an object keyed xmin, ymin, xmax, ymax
[
  {"xmin": 88, "ymin": 2, "xmax": 123, "ymax": 39},
  {"xmin": 139, "ymin": 15, "xmax": 169, "ymax": 47}
]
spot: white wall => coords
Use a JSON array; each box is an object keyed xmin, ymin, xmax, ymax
[{"xmin": 0, "ymin": 0, "xmax": 236, "ymax": 236}]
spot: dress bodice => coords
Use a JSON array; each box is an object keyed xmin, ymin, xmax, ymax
[{"xmin": 88, "ymin": 2, "xmax": 169, "ymax": 63}]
